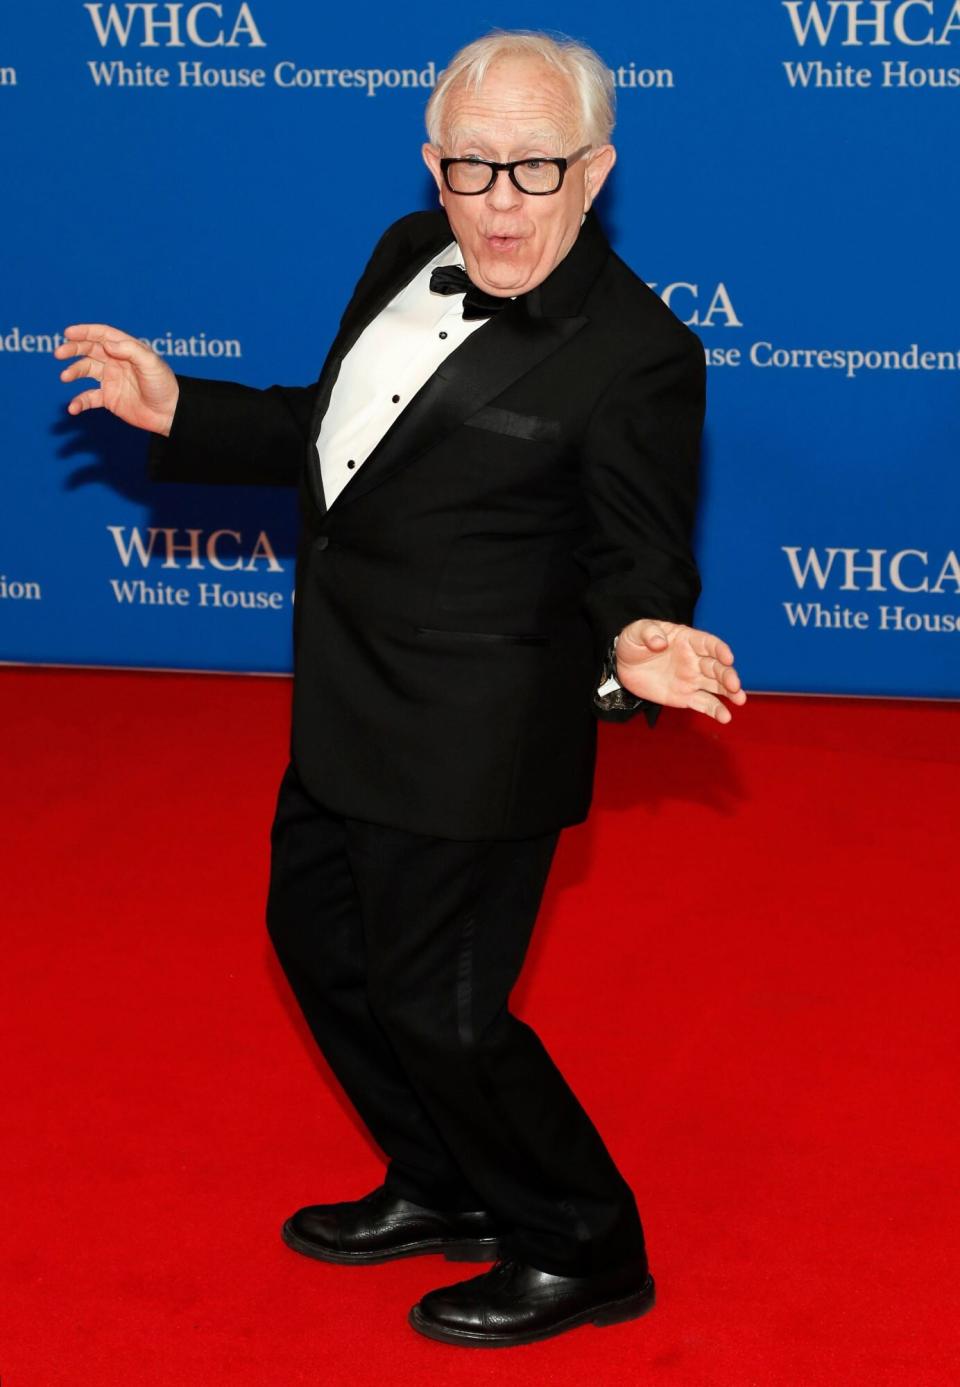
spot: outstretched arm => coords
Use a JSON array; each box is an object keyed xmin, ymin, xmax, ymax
[
  {"xmin": 56, "ymin": 324, "xmax": 311, "ymax": 487},
  {"xmin": 580, "ymin": 326, "xmax": 744, "ymax": 725}
]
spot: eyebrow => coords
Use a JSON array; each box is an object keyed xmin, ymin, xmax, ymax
[{"xmin": 445, "ymin": 128, "xmax": 566, "ymax": 156}]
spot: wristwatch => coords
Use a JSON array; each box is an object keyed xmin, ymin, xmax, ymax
[{"xmin": 594, "ymin": 634, "xmax": 643, "ymax": 714}]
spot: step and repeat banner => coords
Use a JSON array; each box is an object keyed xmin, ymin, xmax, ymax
[{"xmin": 1, "ymin": 3, "xmax": 957, "ymax": 695}]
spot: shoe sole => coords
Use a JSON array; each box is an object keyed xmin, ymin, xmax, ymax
[
  {"xmin": 280, "ymin": 1218, "xmax": 500, "ymax": 1266},
  {"xmin": 407, "ymin": 1273, "xmax": 656, "ymax": 1348}
]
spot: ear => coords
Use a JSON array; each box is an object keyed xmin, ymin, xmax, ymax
[
  {"xmin": 582, "ymin": 144, "xmax": 617, "ymax": 212},
  {"xmin": 422, "ymin": 143, "xmax": 446, "ymax": 207}
]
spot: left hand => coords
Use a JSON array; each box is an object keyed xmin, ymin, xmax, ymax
[{"xmin": 615, "ymin": 620, "xmax": 747, "ymax": 724}]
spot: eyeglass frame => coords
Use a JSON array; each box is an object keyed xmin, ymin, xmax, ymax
[{"xmin": 438, "ymin": 146, "xmax": 593, "ymax": 197}]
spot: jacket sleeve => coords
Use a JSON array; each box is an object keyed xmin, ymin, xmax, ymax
[
  {"xmin": 577, "ymin": 328, "xmax": 706, "ymax": 725},
  {"xmin": 148, "ymin": 376, "xmax": 314, "ymax": 487}
]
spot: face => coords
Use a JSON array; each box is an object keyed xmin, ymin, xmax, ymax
[{"xmin": 422, "ymin": 56, "xmax": 616, "ymax": 297}]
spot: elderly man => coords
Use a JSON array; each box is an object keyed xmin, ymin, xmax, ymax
[{"xmin": 56, "ymin": 30, "xmax": 744, "ymax": 1349}]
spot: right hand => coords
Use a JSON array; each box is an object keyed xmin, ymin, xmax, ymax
[{"xmin": 55, "ymin": 324, "xmax": 179, "ymax": 436}]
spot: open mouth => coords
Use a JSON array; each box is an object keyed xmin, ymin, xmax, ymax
[{"xmin": 484, "ymin": 233, "xmax": 524, "ymax": 253}]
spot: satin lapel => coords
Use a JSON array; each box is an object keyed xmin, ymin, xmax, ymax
[
  {"xmin": 327, "ymin": 306, "xmax": 587, "ymax": 512},
  {"xmin": 305, "ymin": 223, "xmax": 454, "ymax": 510}
]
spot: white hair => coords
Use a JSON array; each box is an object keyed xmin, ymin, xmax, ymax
[{"xmin": 425, "ymin": 30, "xmax": 616, "ymax": 149}]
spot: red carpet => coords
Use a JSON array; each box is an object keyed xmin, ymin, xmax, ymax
[{"xmin": 1, "ymin": 668, "xmax": 957, "ymax": 1385}]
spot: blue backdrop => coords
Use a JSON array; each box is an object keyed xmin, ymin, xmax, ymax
[{"xmin": 2, "ymin": 2, "xmax": 958, "ymax": 695}]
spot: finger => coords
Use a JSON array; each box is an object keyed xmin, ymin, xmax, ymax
[
  {"xmin": 624, "ymin": 619, "xmax": 670, "ymax": 651},
  {"xmin": 66, "ymin": 387, "xmax": 104, "ymax": 415},
  {"xmin": 717, "ymin": 663, "xmax": 748, "ymax": 702},
  {"xmin": 100, "ymin": 335, "xmax": 157, "ymax": 370},
  {"xmin": 688, "ymin": 674, "xmax": 749, "ymax": 707},
  {"xmin": 689, "ymin": 677, "xmax": 727, "ymax": 698},
  {"xmin": 689, "ymin": 629, "xmax": 735, "ymax": 664},
  {"xmin": 699, "ymin": 656, "xmax": 743, "ymax": 694},
  {"xmin": 698, "ymin": 655, "xmax": 730, "ymax": 682},
  {"xmin": 715, "ymin": 665, "xmax": 743, "ymax": 699},
  {"xmin": 687, "ymin": 690, "xmax": 733, "ymax": 724},
  {"xmin": 60, "ymin": 333, "xmax": 155, "ymax": 372},
  {"xmin": 59, "ymin": 357, "xmax": 103, "ymax": 384},
  {"xmin": 63, "ymin": 323, "xmax": 131, "ymax": 343},
  {"xmin": 54, "ymin": 339, "xmax": 108, "ymax": 361}
]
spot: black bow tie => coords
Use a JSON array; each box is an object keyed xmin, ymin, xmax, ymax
[{"xmin": 429, "ymin": 264, "xmax": 512, "ymax": 320}]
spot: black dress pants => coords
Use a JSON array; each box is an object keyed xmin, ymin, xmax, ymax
[{"xmin": 266, "ymin": 762, "xmax": 646, "ymax": 1277}]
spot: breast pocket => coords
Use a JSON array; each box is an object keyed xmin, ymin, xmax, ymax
[{"xmin": 464, "ymin": 405, "xmax": 561, "ymax": 444}]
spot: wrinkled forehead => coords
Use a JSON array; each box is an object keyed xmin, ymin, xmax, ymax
[{"xmin": 439, "ymin": 57, "xmax": 581, "ymax": 153}]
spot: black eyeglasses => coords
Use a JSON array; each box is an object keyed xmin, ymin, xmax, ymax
[{"xmin": 440, "ymin": 146, "xmax": 592, "ymax": 197}]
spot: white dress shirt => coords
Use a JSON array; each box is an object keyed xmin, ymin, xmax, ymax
[{"xmin": 316, "ymin": 238, "xmax": 486, "ymax": 507}]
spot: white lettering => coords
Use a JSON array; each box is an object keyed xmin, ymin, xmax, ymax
[
  {"xmin": 84, "ymin": 2, "xmax": 264, "ymax": 49},
  {"xmin": 784, "ymin": 547, "xmax": 960, "ymax": 593},
  {"xmin": 197, "ymin": 583, "xmax": 283, "ymax": 608},
  {"xmin": 783, "ymin": 58, "xmax": 874, "ymax": 82},
  {"xmin": 107, "ymin": 525, "xmax": 279, "ymax": 571},
  {"xmin": 107, "ymin": 524, "xmax": 161, "ymax": 567},
  {"xmin": 879, "ymin": 605, "xmax": 960, "ymax": 631},
  {"xmin": 647, "ymin": 282, "xmax": 742, "ymax": 329},
  {"xmin": 889, "ymin": 549, "xmax": 929, "ymax": 591},
  {"xmin": 0, "ymin": 574, "xmax": 42, "ymax": 601},
  {"xmin": 159, "ymin": 528, "xmax": 203, "ymax": 569},
  {"xmin": 109, "ymin": 578, "xmax": 190, "ymax": 605},
  {"xmin": 838, "ymin": 548, "xmax": 887, "ymax": 591},
  {"xmin": 895, "ymin": 0, "xmax": 938, "ymax": 42},
  {"xmin": 206, "ymin": 529, "xmax": 243, "ymax": 570},
  {"xmin": 140, "ymin": 3, "xmax": 184, "ymax": 48},
  {"xmin": 783, "ymin": 600, "xmax": 871, "ymax": 628},
  {"xmin": 185, "ymin": 2, "xmax": 222, "ymax": 46},
  {"xmin": 782, "ymin": 546, "xmax": 845, "ymax": 589},
  {"xmin": 700, "ymin": 283, "xmax": 743, "ymax": 329},
  {"xmin": 784, "ymin": 0, "xmax": 960, "ymax": 47},
  {"xmin": 247, "ymin": 531, "xmax": 282, "ymax": 572},
  {"xmin": 783, "ymin": 1, "xmax": 848, "ymax": 44},
  {"xmin": 85, "ymin": 3, "xmax": 141, "ymax": 46},
  {"xmin": 932, "ymin": 550, "xmax": 960, "ymax": 593}
]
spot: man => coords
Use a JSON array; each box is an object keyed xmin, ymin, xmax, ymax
[{"xmin": 56, "ymin": 31, "xmax": 745, "ymax": 1349}]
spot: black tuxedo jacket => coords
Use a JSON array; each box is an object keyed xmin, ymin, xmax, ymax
[{"xmin": 150, "ymin": 209, "xmax": 705, "ymax": 839}]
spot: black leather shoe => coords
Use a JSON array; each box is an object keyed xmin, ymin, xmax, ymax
[
  {"xmin": 281, "ymin": 1186, "xmax": 500, "ymax": 1266},
  {"xmin": 409, "ymin": 1257, "xmax": 655, "ymax": 1347}
]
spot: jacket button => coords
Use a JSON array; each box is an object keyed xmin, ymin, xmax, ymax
[{"xmin": 315, "ymin": 536, "xmax": 330, "ymax": 550}]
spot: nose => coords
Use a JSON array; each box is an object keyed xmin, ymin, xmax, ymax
[{"xmin": 484, "ymin": 167, "xmax": 522, "ymax": 213}]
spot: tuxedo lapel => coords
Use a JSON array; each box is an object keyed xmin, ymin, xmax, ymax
[
  {"xmin": 306, "ymin": 215, "xmax": 454, "ymax": 510},
  {"xmin": 312, "ymin": 208, "xmax": 610, "ymax": 515},
  {"xmin": 308, "ymin": 236, "xmax": 448, "ymax": 436},
  {"xmin": 327, "ymin": 307, "xmax": 586, "ymax": 511}
]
